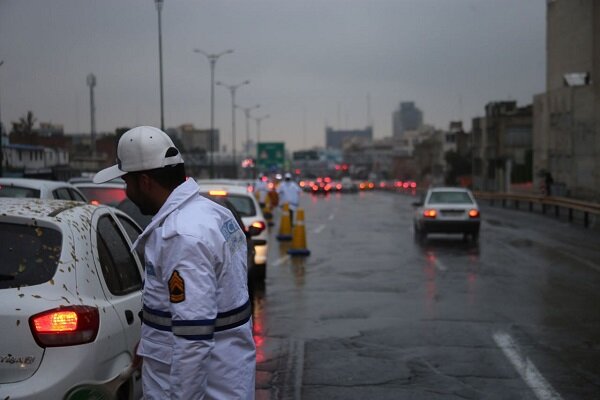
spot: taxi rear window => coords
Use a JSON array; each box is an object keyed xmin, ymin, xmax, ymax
[
  {"xmin": 0, "ymin": 186, "xmax": 41, "ymax": 198},
  {"xmin": 0, "ymin": 223, "xmax": 62, "ymax": 289},
  {"xmin": 428, "ymin": 191, "xmax": 474, "ymax": 204},
  {"xmin": 221, "ymin": 194, "xmax": 256, "ymax": 217}
]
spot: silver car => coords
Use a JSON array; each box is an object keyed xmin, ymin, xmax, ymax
[
  {"xmin": 413, "ymin": 187, "xmax": 481, "ymax": 242},
  {"xmin": 0, "ymin": 178, "xmax": 88, "ymax": 202},
  {"xmin": 0, "ymin": 198, "xmax": 144, "ymax": 400}
]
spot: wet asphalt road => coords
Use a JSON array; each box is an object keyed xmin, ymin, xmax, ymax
[{"xmin": 253, "ymin": 190, "xmax": 600, "ymax": 400}]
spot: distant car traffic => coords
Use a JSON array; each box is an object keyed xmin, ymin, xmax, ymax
[
  {"xmin": 197, "ymin": 182, "xmax": 269, "ymax": 280},
  {"xmin": 0, "ymin": 178, "xmax": 88, "ymax": 202},
  {"xmin": 413, "ymin": 187, "xmax": 481, "ymax": 241},
  {"xmin": 0, "ymin": 198, "xmax": 144, "ymax": 400}
]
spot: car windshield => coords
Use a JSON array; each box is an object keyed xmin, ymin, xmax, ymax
[
  {"xmin": 78, "ymin": 187, "xmax": 127, "ymax": 206},
  {"xmin": 428, "ymin": 191, "xmax": 473, "ymax": 204},
  {"xmin": 204, "ymin": 193, "xmax": 256, "ymax": 217},
  {"xmin": 0, "ymin": 186, "xmax": 41, "ymax": 198},
  {"xmin": 0, "ymin": 222, "xmax": 62, "ymax": 289}
]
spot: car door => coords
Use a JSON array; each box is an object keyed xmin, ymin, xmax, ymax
[{"xmin": 93, "ymin": 211, "xmax": 143, "ymax": 360}]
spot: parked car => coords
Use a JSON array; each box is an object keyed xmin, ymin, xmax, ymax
[
  {"xmin": 0, "ymin": 198, "xmax": 144, "ymax": 400},
  {"xmin": 197, "ymin": 182, "xmax": 269, "ymax": 280},
  {"xmin": 0, "ymin": 178, "xmax": 88, "ymax": 202},
  {"xmin": 413, "ymin": 187, "xmax": 481, "ymax": 242}
]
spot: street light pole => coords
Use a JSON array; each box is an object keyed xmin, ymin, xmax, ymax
[
  {"xmin": 237, "ymin": 104, "xmax": 260, "ymax": 156},
  {"xmin": 216, "ymin": 80, "xmax": 249, "ymax": 178},
  {"xmin": 154, "ymin": 0, "xmax": 165, "ymax": 131},
  {"xmin": 194, "ymin": 48, "xmax": 233, "ymax": 178},
  {"xmin": 0, "ymin": 60, "xmax": 4, "ymax": 177},
  {"xmin": 86, "ymin": 74, "xmax": 97, "ymax": 156},
  {"xmin": 253, "ymin": 114, "xmax": 270, "ymax": 145}
]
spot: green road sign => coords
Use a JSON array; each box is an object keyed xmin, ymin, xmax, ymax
[{"xmin": 257, "ymin": 142, "xmax": 285, "ymax": 172}]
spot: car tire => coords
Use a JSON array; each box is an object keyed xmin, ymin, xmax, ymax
[{"xmin": 254, "ymin": 263, "xmax": 266, "ymax": 281}]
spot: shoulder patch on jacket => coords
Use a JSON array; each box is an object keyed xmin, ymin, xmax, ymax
[{"xmin": 168, "ymin": 270, "xmax": 185, "ymax": 303}]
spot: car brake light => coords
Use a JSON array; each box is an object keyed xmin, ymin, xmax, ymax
[
  {"xmin": 410, "ymin": 182, "xmax": 417, "ymax": 188},
  {"xmin": 29, "ymin": 306, "xmax": 99, "ymax": 347},
  {"xmin": 251, "ymin": 221, "xmax": 266, "ymax": 231},
  {"xmin": 209, "ymin": 190, "xmax": 228, "ymax": 196},
  {"xmin": 468, "ymin": 209, "xmax": 480, "ymax": 218},
  {"xmin": 336, "ymin": 184, "xmax": 342, "ymax": 190},
  {"xmin": 90, "ymin": 200, "xmax": 100, "ymax": 206},
  {"xmin": 423, "ymin": 209, "xmax": 437, "ymax": 218}
]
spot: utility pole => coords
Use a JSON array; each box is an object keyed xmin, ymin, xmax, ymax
[{"xmin": 86, "ymin": 74, "xmax": 97, "ymax": 156}]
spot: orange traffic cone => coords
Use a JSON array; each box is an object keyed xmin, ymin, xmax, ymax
[
  {"xmin": 277, "ymin": 203, "xmax": 292, "ymax": 241},
  {"xmin": 288, "ymin": 208, "xmax": 310, "ymax": 256},
  {"xmin": 263, "ymin": 192, "xmax": 274, "ymax": 227}
]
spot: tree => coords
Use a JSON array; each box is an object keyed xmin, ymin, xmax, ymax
[
  {"xmin": 444, "ymin": 149, "xmax": 472, "ymax": 185},
  {"xmin": 12, "ymin": 111, "xmax": 37, "ymax": 135}
]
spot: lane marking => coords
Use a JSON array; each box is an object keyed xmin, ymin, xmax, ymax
[
  {"xmin": 283, "ymin": 338, "xmax": 305, "ymax": 400},
  {"xmin": 313, "ymin": 224, "xmax": 326, "ymax": 234},
  {"xmin": 433, "ymin": 258, "xmax": 447, "ymax": 272},
  {"xmin": 274, "ymin": 255, "xmax": 291, "ymax": 267},
  {"xmin": 493, "ymin": 331, "xmax": 563, "ymax": 400}
]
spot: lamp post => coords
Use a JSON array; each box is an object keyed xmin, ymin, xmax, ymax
[
  {"xmin": 237, "ymin": 104, "xmax": 260, "ymax": 156},
  {"xmin": 0, "ymin": 60, "xmax": 4, "ymax": 177},
  {"xmin": 154, "ymin": 0, "xmax": 165, "ymax": 131},
  {"xmin": 253, "ymin": 114, "xmax": 270, "ymax": 147},
  {"xmin": 216, "ymin": 80, "xmax": 249, "ymax": 178},
  {"xmin": 194, "ymin": 48, "xmax": 233, "ymax": 178},
  {"xmin": 86, "ymin": 73, "xmax": 96, "ymax": 156}
]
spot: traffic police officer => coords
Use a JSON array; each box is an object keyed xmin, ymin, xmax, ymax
[
  {"xmin": 277, "ymin": 172, "xmax": 301, "ymax": 225},
  {"xmin": 94, "ymin": 126, "xmax": 256, "ymax": 400}
]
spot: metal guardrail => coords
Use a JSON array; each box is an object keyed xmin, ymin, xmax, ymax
[{"xmin": 473, "ymin": 191, "xmax": 600, "ymax": 228}]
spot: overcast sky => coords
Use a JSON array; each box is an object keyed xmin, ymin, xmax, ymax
[{"xmin": 0, "ymin": 0, "xmax": 545, "ymax": 152}]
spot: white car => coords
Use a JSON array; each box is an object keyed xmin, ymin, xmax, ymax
[
  {"xmin": 0, "ymin": 178, "xmax": 88, "ymax": 202},
  {"xmin": 413, "ymin": 187, "xmax": 481, "ymax": 241},
  {"xmin": 0, "ymin": 198, "xmax": 144, "ymax": 400},
  {"xmin": 197, "ymin": 182, "xmax": 269, "ymax": 280}
]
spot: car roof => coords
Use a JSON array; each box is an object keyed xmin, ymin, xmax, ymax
[
  {"xmin": 73, "ymin": 181, "xmax": 126, "ymax": 189},
  {"xmin": 196, "ymin": 182, "xmax": 253, "ymax": 196},
  {"xmin": 0, "ymin": 177, "xmax": 77, "ymax": 190},
  {"xmin": 0, "ymin": 197, "xmax": 94, "ymax": 219},
  {"xmin": 428, "ymin": 186, "xmax": 472, "ymax": 193}
]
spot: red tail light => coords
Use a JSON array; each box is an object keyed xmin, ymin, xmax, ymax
[
  {"xmin": 423, "ymin": 209, "xmax": 437, "ymax": 218},
  {"xmin": 410, "ymin": 182, "xmax": 417, "ymax": 188},
  {"xmin": 251, "ymin": 221, "xmax": 266, "ymax": 232},
  {"xmin": 29, "ymin": 306, "xmax": 99, "ymax": 347},
  {"xmin": 468, "ymin": 209, "xmax": 480, "ymax": 218},
  {"xmin": 336, "ymin": 184, "xmax": 342, "ymax": 190}
]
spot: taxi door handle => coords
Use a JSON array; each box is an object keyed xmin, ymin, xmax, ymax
[{"xmin": 125, "ymin": 310, "xmax": 134, "ymax": 325}]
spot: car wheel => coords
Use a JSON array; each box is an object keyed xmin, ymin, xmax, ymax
[{"xmin": 254, "ymin": 263, "xmax": 266, "ymax": 281}]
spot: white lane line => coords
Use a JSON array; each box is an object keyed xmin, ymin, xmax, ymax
[
  {"xmin": 493, "ymin": 332, "xmax": 563, "ymax": 400},
  {"xmin": 313, "ymin": 224, "xmax": 326, "ymax": 234},
  {"xmin": 433, "ymin": 258, "xmax": 447, "ymax": 272},
  {"xmin": 274, "ymin": 255, "xmax": 291, "ymax": 267},
  {"xmin": 328, "ymin": 214, "xmax": 335, "ymax": 221}
]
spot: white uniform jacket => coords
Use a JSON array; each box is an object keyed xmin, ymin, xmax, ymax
[
  {"xmin": 132, "ymin": 178, "xmax": 256, "ymax": 400},
  {"xmin": 276, "ymin": 181, "xmax": 301, "ymax": 210},
  {"xmin": 254, "ymin": 180, "xmax": 268, "ymax": 204}
]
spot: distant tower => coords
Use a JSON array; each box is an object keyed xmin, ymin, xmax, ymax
[
  {"xmin": 392, "ymin": 101, "xmax": 423, "ymax": 140},
  {"xmin": 86, "ymin": 73, "xmax": 97, "ymax": 155}
]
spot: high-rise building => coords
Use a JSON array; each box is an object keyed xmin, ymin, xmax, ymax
[{"xmin": 392, "ymin": 102, "xmax": 423, "ymax": 140}]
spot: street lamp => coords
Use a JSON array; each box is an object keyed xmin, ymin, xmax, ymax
[
  {"xmin": 253, "ymin": 114, "xmax": 270, "ymax": 145},
  {"xmin": 216, "ymin": 80, "xmax": 250, "ymax": 178},
  {"xmin": 0, "ymin": 60, "xmax": 4, "ymax": 177},
  {"xmin": 194, "ymin": 48, "xmax": 233, "ymax": 178},
  {"xmin": 237, "ymin": 104, "xmax": 260, "ymax": 156},
  {"xmin": 86, "ymin": 73, "xmax": 97, "ymax": 156},
  {"xmin": 154, "ymin": 0, "xmax": 165, "ymax": 131}
]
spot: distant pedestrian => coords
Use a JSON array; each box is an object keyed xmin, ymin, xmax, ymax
[{"xmin": 277, "ymin": 172, "xmax": 301, "ymax": 225}]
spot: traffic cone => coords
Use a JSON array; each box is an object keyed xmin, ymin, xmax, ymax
[
  {"xmin": 263, "ymin": 193, "xmax": 274, "ymax": 227},
  {"xmin": 288, "ymin": 208, "xmax": 310, "ymax": 256},
  {"xmin": 277, "ymin": 203, "xmax": 292, "ymax": 241}
]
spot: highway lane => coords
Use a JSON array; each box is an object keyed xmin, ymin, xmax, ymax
[{"xmin": 254, "ymin": 190, "xmax": 600, "ymax": 400}]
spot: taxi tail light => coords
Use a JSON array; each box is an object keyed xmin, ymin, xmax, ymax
[
  {"xmin": 468, "ymin": 209, "xmax": 480, "ymax": 218},
  {"xmin": 29, "ymin": 306, "xmax": 99, "ymax": 347},
  {"xmin": 251, "ymin": 221, "xmax": 266, "ymax": 233},
  {"xmin": 423, "ymin": 209, "xmax": 437, "ymax": 218}
]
